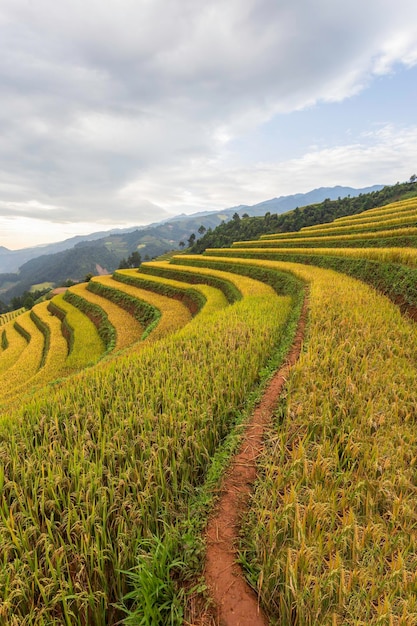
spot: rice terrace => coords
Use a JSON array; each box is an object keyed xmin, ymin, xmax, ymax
[{"xmin": 2, "ymin": 180, "xmax": 417, "ymax": 625}]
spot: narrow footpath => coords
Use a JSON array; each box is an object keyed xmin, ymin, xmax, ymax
[{"xmin": 191, "ymin": 296, "xmax": 308, "ymax": 626}]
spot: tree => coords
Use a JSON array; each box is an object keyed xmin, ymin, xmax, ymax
[
  {"xmin": 11, "ymin": 296, "xmax": 21, "ymax": 311},
  {"xmin": 118, "ymin": 258, "xmax": 129, "ymax": 269},
  {"xmin": 232, "ymin": 212, "xmax": 240, "ymax": 221},
  {"xmin": 410, "ymin": 174, "xmax": 417, "ymax": 183},
  {"xmin": 118, "ymin": 251, "xmax": 142, "ymax": 269},
  {"xmin": 129, "ymin": 251, "xmax": 142, "ymax": 267},
  {"xmin": 23, "ymin": 294, "xmax": 35, "ymax": 310},
  {"xmin": 179, "ymin": 241, "xmax": 185, "ymax": 249},
  {"xmin": 10, "ymin": 288, "xmax": 50, "ymax": 311},
  {"xmin": 188, "ymin": 233, "xmax": 196, "ymax": 247},
  {"xmin": 198, "ymin": 225, "xmax": 206, "ymax": 235}
]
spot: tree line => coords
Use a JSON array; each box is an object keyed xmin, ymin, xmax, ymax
[{"xmin": 188, "ymin": 180, "xmax": 417, "ymax": 254}]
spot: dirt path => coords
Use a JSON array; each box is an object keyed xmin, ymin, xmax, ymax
[{"xmin": 189, "ymin": 296, "xmax": 308, "ymax": 626}]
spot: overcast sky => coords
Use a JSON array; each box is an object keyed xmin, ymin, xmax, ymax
[{"xmin": 0, "ymin": 0, "xmax": 416, "ymax": 249}]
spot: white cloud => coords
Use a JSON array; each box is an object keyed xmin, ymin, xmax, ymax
[
  {"xmin": 120, "ymin": 124, "xmax": 417, "ymax": 212},
  {"xmin": 0, "ymin": 0, "xmax": 416, "ymax": 246},
  {"xmin": 0, "ymin": 216, "xmax": 142, "ymax": 250}
]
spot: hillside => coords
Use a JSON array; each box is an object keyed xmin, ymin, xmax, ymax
[
  {"xmin": 190, "ymin": 180, "xmax": 415, "ymax": 253},
  {"xmin": 1, "ymin": 188, "xmax": 417, "ymax": 624},
  {"xmin": 0, "ymin": 184, "xmax": 382, "ymax": 304}
]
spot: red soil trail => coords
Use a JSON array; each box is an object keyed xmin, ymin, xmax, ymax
[{"xmin": 199, "ymin": 296, "xmax": 308, "ymax": 626}]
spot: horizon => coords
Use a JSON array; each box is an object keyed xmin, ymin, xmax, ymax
[
  {"xmin": 0, "ymin": 1, "xmax": 416, "ymax": 249},
  {"xmin": 0, "ymin": 181, "xmax": 387, "ymax": 252}
]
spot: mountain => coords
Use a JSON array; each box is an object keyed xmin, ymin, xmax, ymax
[
  {"xmin": 237, "ymin": 185, "xmax": 383, "ymax": 217},
  {"xmin": 0, "ymin": 228, "xmax": 145, "ymax": 274},
  {"xmin": 0, "ymin": 184, "xmax": 384, "ymax": 303},
  {"xmin": 190, "ymin": 181, "xmax": 417, "ymax": 254}
]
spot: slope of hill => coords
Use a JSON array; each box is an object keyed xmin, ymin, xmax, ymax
[
  {"xmin": 175, "ymin": 192, "xmax": 417, "ymax": 624},
  {"xmin": 233, "ymin": 184, "xmax": 383, "ymax": 217},
  {"xmin": 0, "ymin": 230, "xmax": 127, "ymax": 274},
  {"xmin": 0, "ymin": 244, "xmax": 121, "ymax": 304},
  {"xmin": 0, "ymin": 185, "xmax": 383, "ymax": 303},
  {"xmin": 190, "ymin": 180, "xmax": 415, "ymax": 253},
  {"xmin": 1, "ymin": 191, "xmax": 417, "ymax": 624}
]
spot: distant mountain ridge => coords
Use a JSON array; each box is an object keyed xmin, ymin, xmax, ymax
[
  {"xmin": 0, "ymin": 226, "xmax": 147, "ymax": 273},
  {"xmin": 234, "ymin": 185, "xmax": 383, "ymax": 218},
  {"xmin": 0, "ymin": 184, "xmax": 384, "ymax": 303}
]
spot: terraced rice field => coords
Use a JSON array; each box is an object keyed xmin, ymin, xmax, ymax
[
  {"xmin": 0, "ymin": 302, "xmax": 68, "ymax": 408},
  {"xmin": 0, "ymin": 310, "xmax": 46, "ymax": 405},
  {"xmin": 0, "ymin": 193, "xmax": 417, "ymax": 624},
  {"xmin": 0, "ymin": 307, "xmax": 25, "ymax": 326},
  {"xmin": 0, "ymin": 261, "xmax": 300, "ymax": 625},
  {"xmin": 0, "ymin": 319, "xmax": 29, "ymax": 380},
  {"xmin": 91, "ymin": 273, "xmax": 193, "ymax": 344}
]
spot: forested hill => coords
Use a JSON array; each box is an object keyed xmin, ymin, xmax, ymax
[{"xmin": 190, "ymin": 181, "xmax": 417, "ymax": 253}]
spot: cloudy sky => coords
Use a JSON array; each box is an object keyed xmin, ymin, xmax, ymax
[{"xmin": 0, "ymin": 0, "xmax": 416, "ymax": 249}]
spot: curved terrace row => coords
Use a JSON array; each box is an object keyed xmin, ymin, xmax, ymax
[{"xmin": 1, "ymin": 191, "xmax": 417, "ymax": 624}]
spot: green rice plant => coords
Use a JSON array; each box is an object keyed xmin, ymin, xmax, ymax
[
  {"xmin": 120, "ymin": 535, "xmax": 185, "ymax": 625},
  {"xmin": 69, "ymin": 282, "xmax": 144, "ymax": 353},
  {"xmin": 48, "ymin": 297, "xmax": 74, "ymax": 354},
  {"xmin": 259, "ymin": 199, "xmax": 417, "ymax": 241},
  {"xmin": 28, "ymin": 302, "xmax": 69, "ymax": 377},
  {"xmin": 1, "ymin": 328, "xmax": 8, "ymax": 350},
  {"xmin": 0, "ymin": 307, "xmax": 25, "ymax": 326},
  {"xmin": 90, "ymin": 274, "xmax": 193, "ymax": 345},
  {"xmin": 235, "ymin": 225, "xmax": 417, "ymax": 248},
  {"xmin": 64, "ymin": 288, "xmax": 116, "ymax": 354},
  {"xmin": 298, "ymin": 210, "xmax": 417, "ymax": 236},
  {"xmin": 259, "ymin": 195, "xmax": 417, "ymax": 243},
  {"xmin": 215, "ymin": 245, "xmax": 417, "ymax": 269},
  {"xmin": 0, "ymin": 302, "xmax": 70, "ymax": 409},
  {"xmin": 113, "ymin": 269, "xmax": 207, "ymax": 316},
  {"xmin": 141, "ymin": 258, "xmax": 295, "ymax": 301},
  {"xmin": 329, "ymin": 204, "xmax": 417, "ymax": 229},
  {"xmin": 14, "ymin": 317, "xmax": 31, "ymax": 343},
  {"xmin": 189, "ymin": 255, "xmax": 417, "ymax": 624},
  {"xmin": 115, "ymin": 267, "xmax": 231, "ymax": 323},
  {"xmin": 6, "ymin": 215, "xmax": 417, "ymax": 626},
  {"xmin": 30, "ymin": 307, "xmax": 51, "ymax": 369},
  {"xmin": 0, "ymin": 311, "xmax": 45, "ymax": 403},
  {"xmin": 0, "ymin": 321, "xmax": 27, "ymax": 376},
  {"xmin": 138, "ymin": 261, "xmax": 243, "ymax": 303},
  {"xmin": 196, "ymin": 247, "xmax": 417, "ymax": 318},
  {"xmin": 88, "ymin": 276, "xmax": 160, "ymax": 334},
  {"xmin": 0, "ymin": 267, "xmax": 295, "ymax": 624},
  {"xmin": 333, "ymin": 196, "xmax": 417, "ymax": 224},
  {"xmin": 47, "ymin": 293, "xmax": 105, "ymax": 372},
  {"xmin": 166, "ymin": 257, "xmax": 301, "ymax": 299}
]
